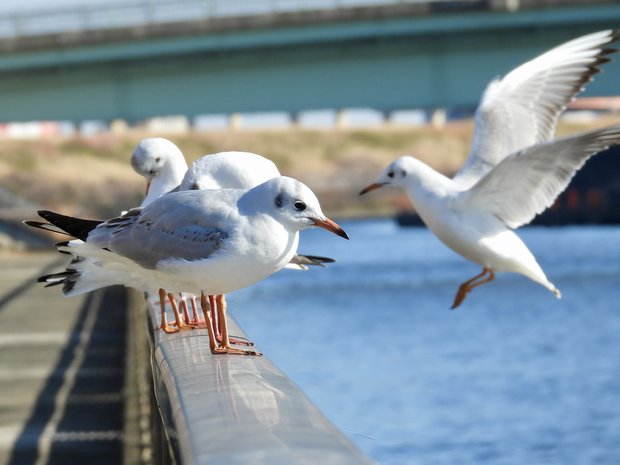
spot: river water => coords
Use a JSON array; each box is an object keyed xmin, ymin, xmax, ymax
[{"xmin": 231, "ymin": 219, "xmax": 620, "ymax": 465}]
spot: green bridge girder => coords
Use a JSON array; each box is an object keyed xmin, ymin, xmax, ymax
[{"xmin": 1, "ymin": 3, "xmax": 620, "ymax": 122}]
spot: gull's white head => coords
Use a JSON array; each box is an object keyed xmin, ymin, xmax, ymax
[
  {"xmin": 179, "ymin": 151, "xmax": 280, "ymax": 191},
  {"xmin": 130, "ymin": 138, "xmax": 188, "ymax": 206},
  {"xmin": 131, "ymin": 138, "xmax": 187, "ymax": 183},
  {"xmin": 243, "ymin": 176, "xmax": 349, "ymax": 239},
  {"xmin": 359, "ymin": 156, "xmax": 417, "ymax": 194}
]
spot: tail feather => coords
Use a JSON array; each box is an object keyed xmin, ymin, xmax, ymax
[
  {"xmin": 23, "ymin": 221, "xmax": 69, "ymax": 235},
  {"xmin": 37, "ymin": 266, "xmax": 119, "ymax": 296},
  {"xmin": 38, "ymin": 270, "xmax": 75, "ymax": 284},
  {"xmin": 36, "ymin": 210, "xmax": 102, "ymax": 241},
  {"xmin": 287, "ymin": 253, "xmax": 335, "ymax": 270},
  {"xmin": 294, "ymin": 254, "xmax": 336, "ymax": 266},
  {"xmin": 37, "ymin": 269, "xmax": 79, "ymax": 293}
]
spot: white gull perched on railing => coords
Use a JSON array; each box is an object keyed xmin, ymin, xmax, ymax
[{"xmin": 31, "ymin": 176, "xmax": 349, "ymax": 355}]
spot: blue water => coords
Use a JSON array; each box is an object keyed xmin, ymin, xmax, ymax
[{"xmin": 230, "ymin": 219, "xmax": 620, "ymax": 465}]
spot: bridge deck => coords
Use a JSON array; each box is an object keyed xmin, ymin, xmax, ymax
[{"xmin": 0, "ymin": 252, "xmax": 127, "ymax": 465}]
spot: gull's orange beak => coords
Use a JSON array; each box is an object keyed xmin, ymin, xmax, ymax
[
  {"xmin": 145, "ymin": 181, "xmax": 151, "ymax": 195},
  {"xmin": 359, "ymin": 182, "xmax": 386, "ymax": 195},
  {"xmin": 312, "ymin": 217, "xmax": 349, "ymax": 240}
]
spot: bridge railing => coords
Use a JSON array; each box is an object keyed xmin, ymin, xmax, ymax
[
  {"xmin": 125, "ymin": 289, "xmax": 376, "ymax": 465},
  {"xmin": 0, "ymin": 0, "xmax": 440, "ymax": 40}
]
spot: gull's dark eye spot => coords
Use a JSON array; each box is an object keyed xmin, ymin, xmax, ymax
[
  {"xmin": 387, "ymin": 171, "xmax": 395, "ymax": 179},
  {"xmin": 293, "ymin": 200, "xmax": 306, "ymax": 211},
  {"xmin": 155, "ymin": 157, "xmax": 161, "ymax": 163},
  {"xmin": 401, "ymin": 170, "xmax": 407, "ymax": 177},
  {"xmin": 275, "ymin": 193, "xmax": 284, "ymax": 208}
]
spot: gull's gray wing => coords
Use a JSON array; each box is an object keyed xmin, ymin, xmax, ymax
[
  {"xmin": 455, "ymin": 125, "xmax": 620, "ymax": 229},
  {"xmin": 88, "ymin": 190, "xmax": 242, "ymax": 269},
  {"xmin": 454, "ymin": 30, "xmax": 617, "ymax": 189}
]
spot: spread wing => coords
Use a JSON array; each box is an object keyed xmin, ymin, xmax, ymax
[
  {"xmin": 88, "ymin": 190, "xmax": 240, "ymax": 269},
  {"xmin": 454, "ymin": 29, "xmax": 617, "ymax": 189},
  {"xmin": 455, "ymin": 125, "xmax": 620, "ymax": 229}
]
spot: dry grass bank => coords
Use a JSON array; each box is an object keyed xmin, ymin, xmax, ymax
[{"xmin": 3, "ymin": 115, "xmax": 619, "ymax": 219}]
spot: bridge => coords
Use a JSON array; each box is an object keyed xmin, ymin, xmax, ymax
[{"xmin": 0, "ymin": 0, "xmax": 620, "ymax": 123}]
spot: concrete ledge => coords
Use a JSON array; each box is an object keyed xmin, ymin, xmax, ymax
[{"xmin": 135, "ymin": 292, "xmax": 375, "ymax": 465}]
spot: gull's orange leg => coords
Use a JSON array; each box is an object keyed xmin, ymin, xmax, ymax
[
  {"xmin": 451, "ymin": 268, "xmax": 495, "ymax": 309},
  {"xmin": 200, "ymin": 292, "xmax": 260, "ymax": 356},
  {"xmin": 167, "ymin": 293, "xmax": 189, "ymax": 330},
  {"xmin": 210, "ymin": 294, "xmax": 254, "ymax": 346},
  {"xmin": 216, "ymin": 294, "xmax": 230, "ymax": 348},
  {"xmin": 179, "ymin": 294, "xmax": 200, "ymax": 328},
  {"xmin": 179, "ymin": 294, "xmax": 192, "ymax": 325},
  {"xmin": 209, "ymin": 295, "xmax": 219, "ymax": 337},
  {"xmin": 158, "ymin": 288, "xmax": 178, "ymax": 333},
  {"xmin": 200, "ymin": 291, "xmax": 219, "ymax": 352},
  {"xmin": 189, "ymin": 296, "xmax": 201, "ymax": 325},
  {"xmin": 216, "ymin": 295, "xmax": 259, "ymax": 353}
]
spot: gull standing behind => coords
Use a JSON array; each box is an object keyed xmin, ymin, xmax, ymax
[
  {"xmin": 33, "ymin": 177, "xmax": 349, "ymax": 355},
  {"xmin": 360, "ymin": 29, "xmax": 620, "ymax": 308},
  {"xmin": 177, "ymin": 151, "xmax": 334, "ymax": 270},
  {"xmin": 130, "ymin": 137, "xmax": 188, "ymax": 206}
]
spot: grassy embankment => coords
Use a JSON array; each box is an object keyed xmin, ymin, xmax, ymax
[{"xmin": 2, "ymin": 115, "xmax": 618, "ymax": 220}]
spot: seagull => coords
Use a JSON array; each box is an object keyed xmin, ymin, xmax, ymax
[
  {"xmin": 133, "ymin": 146, "xmax": 336, "ymax": 334},
  {"xmin": 130, "ymin": 137, "xmax": 188, "ymax": 206},
  {"xmin": 360, "ymin": 29, "xmax": 620, "ymax": 308},
  {"xmin": 32, "ymin": 176, "xmax": 349, "ymax": 355},
  {"xmin": 132, "ymin": 144, "xmax": 335, "ymax": 269}
]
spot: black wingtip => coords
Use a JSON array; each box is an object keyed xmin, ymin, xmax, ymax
[
  {"xmin": 292, "ymin": 254, "xmax": 337, "ymax": 268},
  {"xmin": 63, "ymin": 278, "xmax": 76, "ymax": 294},
  {"xmin": 302, "ymin": 255, "xmax": 336, "ymax": 264},
  {"xmin": 36, "ymin": 210, "xmax": 103, "ymax": 241}
]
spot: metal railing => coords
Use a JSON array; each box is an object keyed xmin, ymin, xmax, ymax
[
  {"xmin": 127, "ymin": 290, "xmax": 376, "ymax": 465},
  {"xmin": 0, "ymin": 0, "xmax": 436, "ymax": 40}
]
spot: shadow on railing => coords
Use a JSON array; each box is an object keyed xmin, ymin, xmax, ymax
[{"xmin": 125, "ymin": 290, "xmax": 375, "ymax": 465}]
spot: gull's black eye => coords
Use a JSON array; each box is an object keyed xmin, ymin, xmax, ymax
[
  {"xmin": 155, "ymin": 157, "xmax": 161, "ymax": 163},
  {"xmin": 387, "ymin": 171, "xmax": 395, "ymax": 179},
  {"xmin": 293, "ymin": 200, "xmax": 306, "ymax": 211}
]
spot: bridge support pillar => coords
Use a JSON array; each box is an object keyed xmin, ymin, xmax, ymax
[
  {"xmin": 430, "ymin": 108, "xmax": 447, "ymax": 129},
  {"xmin": 335, "ymin": 109, "xmax": 348, "ymax": 129},
  {"xmin": 229, "ymin": 113, "xmax": 243, "ymax": 130}
]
